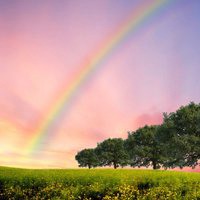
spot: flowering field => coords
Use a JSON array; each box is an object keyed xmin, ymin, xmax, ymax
[{"xmin": 0, "ymin": 167, "xmax": 199, "ymax": 199}]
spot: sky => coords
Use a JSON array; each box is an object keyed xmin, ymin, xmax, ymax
[{"xmin": 0, "ymin": 0, "xmax": 200, "ymax": 168}]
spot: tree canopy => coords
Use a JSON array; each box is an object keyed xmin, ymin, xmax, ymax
[
  {"xmin": 95, "ymin": 138, "xmax": 129, "ymax": 169},
  {"xmin": 75, "ymin": 148, "xmax": 98, "ymax": 169},
  {"xmin": 160, "ymin": 102, "xmax": 200, "ymax": 168},
  {"xmin": 125, "ymin": 125, "xmax": 164, "ymax": 169}
]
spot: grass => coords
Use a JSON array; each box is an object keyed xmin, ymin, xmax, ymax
[{"xmin": 0, "ymin": 166, "xmax": 199, "ymax": 199}]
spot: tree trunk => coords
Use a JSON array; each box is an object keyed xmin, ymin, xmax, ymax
[
  {"xmin": 88, "ymin": 165, "xmax": 91, "ymax": 169},
  {"xmin": 152, "ymin": 161, "xmax": 157, "ymax": 170},
  {"xmin": 113, "ymin": 162, "xmax": 117, "ymax": 169}
]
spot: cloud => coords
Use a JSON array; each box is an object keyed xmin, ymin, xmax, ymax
[{"xmin": 135, "ymin": 112, "xmax": 163, "ymax": 128}]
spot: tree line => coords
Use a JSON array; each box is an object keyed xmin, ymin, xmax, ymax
[{"xmin": 75, "ymin": 102, "xmax": 200, "ymax": 169}]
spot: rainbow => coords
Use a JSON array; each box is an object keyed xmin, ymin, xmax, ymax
[{"xmin": 26, "ymin": 0, "xmax": 173, "ymax": 154}]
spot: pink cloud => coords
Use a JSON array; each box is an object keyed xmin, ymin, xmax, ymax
[{"xmin": 135, "ymin": 112, "xmax": 163, "ymax": 128}]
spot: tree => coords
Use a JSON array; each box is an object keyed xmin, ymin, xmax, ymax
[
  {"xmin": 125, "ymin": 125, "xmax": 165, "ymax": 169},
  {"xmin": 95, "ymin": 138, "xmax": 129, "ymax": 169},
  {"xmin": 160, "ymin": 102, "xmax": 200, "ymax": 168},
  {"xmin": 75, "ymin": 148, "xmax": 98, "ymax": 169}
]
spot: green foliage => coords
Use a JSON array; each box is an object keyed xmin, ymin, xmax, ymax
[
  {"xmin": 0, "ymin": 167, "xmax": 199, "ymax": 199},
  {"xmin": 125, "ymin": 125, "xmax": 165, "ymax": 169},
  {"xmin": 75, "ymin": 148, "xmax": 98, "ymax": 169},
  {"xmin": 161, "ymin": 102, "xmax": 200, "ymax": 168},
  {"xmin": 95, "ymin": 138, "xmax": 129, "ymax": 169}
]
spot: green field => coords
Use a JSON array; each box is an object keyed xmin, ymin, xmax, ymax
[{"xmin": 0, "ymin": 167, "xmax": 199, "ymax": 199}]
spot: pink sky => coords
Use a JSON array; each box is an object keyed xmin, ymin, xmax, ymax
[{"xmin": 0, "ymin": 0, "xmax": 200, "ymax": 169}]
